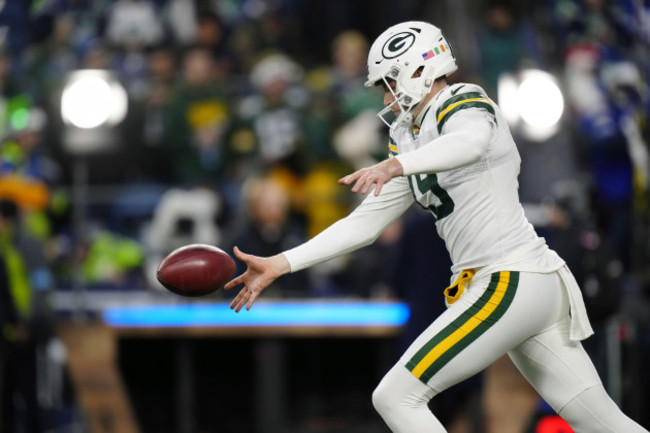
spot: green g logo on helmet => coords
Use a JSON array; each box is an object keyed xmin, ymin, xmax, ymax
[{"xmin": 382, "ymin": 32, "xmax": 416, "ymax": 59}]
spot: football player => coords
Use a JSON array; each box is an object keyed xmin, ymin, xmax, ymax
[{"xmin": 226, "ymin": 21, "xmax": 648, "ymax": 432}]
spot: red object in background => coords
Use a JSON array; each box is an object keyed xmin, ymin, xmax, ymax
[
  {"xmin": 157, "ymin": 244, "xmax": 235, "ymax": 297},
  {"xmin": 536, "ymin": 415, "xmax": 574, "ymax": 433}
]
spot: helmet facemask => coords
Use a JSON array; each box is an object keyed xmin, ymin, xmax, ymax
[{"xmin": 376, "ymin": 65, "xmax": 430, "ymax": 129}]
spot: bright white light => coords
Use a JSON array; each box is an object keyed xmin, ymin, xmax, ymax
[
  {"xmin": 61, "ymin": 71, "xmax": 128, "ymax": 129},
  {"xmin": 498, "ymin": 69, "xmax": 565, "ymax": 141},
  {"xmin": 497, "ymin": 74, "xmax": 520, "ymax": 125},
  {"xmin": 516, "ymin": 70, "xmax": 564, "ymax": 128}
]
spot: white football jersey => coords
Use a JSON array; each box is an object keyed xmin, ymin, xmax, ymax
[
  {"xmin": 390, "ymin": 83, "xmax": 542, "ymax": 274},
  {"xmin": 284, "ymin": 82, "xmax": 561, "ymax": 277}
]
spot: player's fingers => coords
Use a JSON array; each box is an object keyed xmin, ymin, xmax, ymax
[
  {"xmin": 351, "ymin": 173, "xmax": 370, "ymax": 193},
  {"xmin": 373, "ymin": 181, "xmax": 383, "ymax": 196},
  {"xmin": 233, "ymin": 246, "xmax": 250, "ymax": 262},
  {"xmin": 359, "ymin": 175, "xmax": 381, "ymax": 195},
  {"xmin": 360, "ymin": 175, "xmax": 378, "ymax": 195},
  {"xmin": 229, "ymin": 286, "xmax": 245, "ymax": 304},
  {"xmin": 229, "ymin": 283, "xmax": 250, "ymax": 309},
  {"xmin": 229, "ymin": 293, "xmax": 241, "ymax": 310},
  {"xmin": 246, "ymin": 291, "xmax": 260, "ymax": 311},
  {"xmin": 224, "ymin": 269, "xmax": 249, "ymax": 290},
  {"xmin": 224, "ymin": 276, "xmax": 240, "ymax": 290},
  {"xmin": 231, "ymin": 290, "xmax": 248, "ymax": 312},
  {"xmin": 339, "ymin": 171, "xmax": 358, "ymax": 185}
]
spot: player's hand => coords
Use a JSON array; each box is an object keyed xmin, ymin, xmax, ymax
[
  {"xmin": 224, "ymin": 247, "xmax": 290, "ymax": 312},
  {"xmin": 339, "ymin": 158, "xmax": 404, "ymax": 196}
]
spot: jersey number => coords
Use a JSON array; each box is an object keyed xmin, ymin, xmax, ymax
[{"xmin": 408, "ymin": 174, "xmax": 455, "ymax": 221}]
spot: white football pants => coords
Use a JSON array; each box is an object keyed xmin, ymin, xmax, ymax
[{"xmin": 372, "ymin": 270, "xmax": 648, "ymax": 433}]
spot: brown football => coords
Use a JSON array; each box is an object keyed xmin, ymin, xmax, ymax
[{"xmin": 157, "ymin": 244, "xmax": 236, "ymax": 297}]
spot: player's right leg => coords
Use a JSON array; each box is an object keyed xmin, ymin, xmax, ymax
[{"xmin": 373, "ymin": 270, "xmax": 560, "ymax": 432}]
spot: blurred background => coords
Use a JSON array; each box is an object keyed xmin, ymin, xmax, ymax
[{"xmin": 0, "ymin": 0, "xmax": 649, "ymax": 432}]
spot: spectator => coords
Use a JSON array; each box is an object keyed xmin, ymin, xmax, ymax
[
  {"xmin": 140, "ymin": 47, "xmax": 180, "ymax": 180},
  {"xmin": 162, "ymin": 47, "xmax": 232, "ymax": 186},
  {"xmin": 307, "ymin": 30, "xmax": 384, "ymax": 164},
  {"xmin": 242, "ymin": 52, "xmax": 308, "ymax": 170},
  {"xmin": 0, "ymin": 198, "xmax": 54, "ymax": 433},
  {"xmin": 565, "ymin": 45, "xmax": 647, "ymax": 272},
  {"xmin": 165, "ymin": 0, "xmax": 198, "ymax": 47},
  {"xmin": 104, "ymin": 0, "xmax": 164, "ymax": 49},
  {"xmin": 195, "ymin": 10, "xmax": 235, "ymax": 78},
  {"xmin": 227, "ymin": 176, "xmax": 308, "ymax": 298},
  {"xmin": 329, "ymin": 30, "xmax": 383, "ymax": 121},
  {"xmin": 25, "ymin": 13, "xmax": 79, "ymax": 104},
  {"xmin": 0, "ymin": 106, "xmax": 60, "ymax": 241},
  {"xmin": 77, "ymin": 227, "xmax": 146, "ymax": 290},
  {"xmin": 228, "ymin": 6, "xmax": 303, "ymax": 74},
  {"xmin": 0, "ymin": 107, "xmax": 58, "ymax": 185},
  {"xmin": 476, "ymin": 0, "xmax": 545, "ymax": 97},
  {"xmin": 80, "ymin": 41, "xmax": 112, "ymax": 70}
]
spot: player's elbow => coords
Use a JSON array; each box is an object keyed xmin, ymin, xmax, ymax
[
  {"xmin": 450, "ymin": 122, "xmax": 491, "ymax": 166},
  {"xmin": 350, "ymin": 229, "xmax": 382, "ymax": 250}
]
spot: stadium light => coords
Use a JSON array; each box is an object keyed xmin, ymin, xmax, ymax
[
  {"xmin": 60, "ymin": 69, "xmax": 129, "ymax": 320},
  {"xmin": 60, "ymin": 70, "xmax": 128, "ymax": 155},
  {"xmin": 498, "ymin": 69, "xmax": 564, "ymax": 141},
  {"xmin": 61, "ymin": 70, "xmax": 127, "ymax": 129}
]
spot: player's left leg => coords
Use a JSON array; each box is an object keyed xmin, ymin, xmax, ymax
[
  {"xmin": 559, "ymin": 384, "xmax": 648, "ymax": 432},
  {"xmin": 510, "ymin": 332, "xmax": 648, "ymax": 432},
  {"xmin": 508, "ymin": 270, "xmax": 649, "ymax": 432},
  {"xmin": 373, "ymin": 271, "xmax": 563, "ymax": 432}
]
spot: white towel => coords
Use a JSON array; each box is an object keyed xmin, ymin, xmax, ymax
[{"xmin": 557, "ymin": 264, "xmax": 594, "ymax": 341}]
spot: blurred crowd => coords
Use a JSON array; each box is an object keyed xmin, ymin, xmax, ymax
[
  {"xmin": 0, "ymin": 0, "xmax": 647, "ymax": 329},
  {"xmin": 0, "ymin": 0, "xmax": 396, "ymax": 300},
  {"xmin": 0, "ymin": 0, "xmax": 648, "ymax": 431},
  {"xmin": 0, "ymin": 0, "xmax": 648, "ymax": 336}
]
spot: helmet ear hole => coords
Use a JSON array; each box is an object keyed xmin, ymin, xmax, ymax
[{"xmin": 411, "ymin": 66, "xmax": 424, "ymax": 79}]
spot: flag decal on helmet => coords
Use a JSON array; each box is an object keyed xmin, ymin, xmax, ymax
[{"xmin": 422, "ymin": 44, "xmax": 447, "ymax": 60}]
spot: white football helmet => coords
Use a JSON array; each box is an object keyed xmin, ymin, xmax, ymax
[{"xmin": 366, "ymin": 21, "xmax": 457, "ymax": 128}]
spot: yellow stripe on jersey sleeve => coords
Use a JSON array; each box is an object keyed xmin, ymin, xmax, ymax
[
  {"xmin": 436, "ymin": 98, "xmax": 490, "ymax": 123},
  {"xmin": 435, "ymin": 91, "xmax": 496, "ymax": 134}
]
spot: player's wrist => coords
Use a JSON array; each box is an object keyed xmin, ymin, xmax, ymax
[
  {"xmin": 269, "ymin": 253, "xmax": 291, "ymax": 277},
  {"xmin": 387, "ymin": 157, "xmax": 404, "ymax": 178}
]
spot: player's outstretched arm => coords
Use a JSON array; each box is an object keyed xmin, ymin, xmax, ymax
[
  {"xmin": 224, "ymin": 246, "xmax": 291, "ymax": 312},
  {"xmin": 339, "ymin": 157, "xmax": 403, "ymax": 196}
]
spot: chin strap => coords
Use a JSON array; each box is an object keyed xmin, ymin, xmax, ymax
[{"xmin": 397, "ymin": 111, "xmax": 414, "ymax": 128}]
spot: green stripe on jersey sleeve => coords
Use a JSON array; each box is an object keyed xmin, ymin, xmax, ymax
[{"xmin": 436, "ymin": 91, "xmax": 496, "ymax": 134}]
